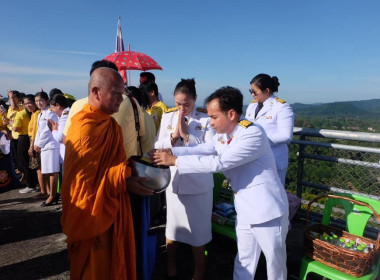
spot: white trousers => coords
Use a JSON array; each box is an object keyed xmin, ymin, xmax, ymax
[{"xmin": 233, "ymin": 214, "xmax": 289, "ymax": 280}]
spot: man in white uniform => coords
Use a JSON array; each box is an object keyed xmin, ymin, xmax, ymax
[{"xmin": 154, "ymin": 86, "xmax": 289, "ymax": 280}]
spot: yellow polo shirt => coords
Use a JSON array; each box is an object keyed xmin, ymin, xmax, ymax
[
  {"xmin": 146, "ymin": 101, "xmax": 168, "ymax": 131},
  {"xmin": 28, "ymin": 110, "xmax": 41, "ymax": 139},
  {"xmin": 13, "ymin": 109, "xmax": 30, "ymax": 135},
  {"xmin": 7, "ymin": 104, "xmax": 23, "ymax": 139}
]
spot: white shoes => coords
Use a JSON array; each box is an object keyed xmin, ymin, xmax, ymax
[{"xmin": 19, "ymin": 187, "xmax": 36, "ymax": 194}]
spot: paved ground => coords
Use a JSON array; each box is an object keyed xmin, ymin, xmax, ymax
[{"xmin": 0, "ymin": 187, "xmax": 308, "ymax": 280}]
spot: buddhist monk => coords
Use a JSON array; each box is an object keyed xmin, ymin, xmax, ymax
[{"xmin": 61, "ymin": 67, "xmax": 153, "ymax": 280}]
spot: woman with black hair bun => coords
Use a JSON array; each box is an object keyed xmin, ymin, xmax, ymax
[
  {"xmin": 246, "ymin": 73, "xmax": 294, "ymax": 188},
  {"xmin": 154, "ymin": 78, "xmax": 215, "ymax": 280}
]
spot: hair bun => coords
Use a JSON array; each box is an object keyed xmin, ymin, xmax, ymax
[
  {"xmin": 272, "ymin": 76, "xmax": 280, "ymax": 87},
  {"xmin": 181, "ymin": 78, "xmax": 196, "ymax": 86}
]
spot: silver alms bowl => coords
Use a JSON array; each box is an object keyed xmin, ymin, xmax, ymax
[{"xmin": 130, "ymin": 156, "xmax": 171, "ymax": 193}]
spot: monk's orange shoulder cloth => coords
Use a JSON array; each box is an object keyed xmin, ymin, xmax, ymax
[{"xmin": 61, "ymin": 104, "xmax": 136, "ymax": 280}]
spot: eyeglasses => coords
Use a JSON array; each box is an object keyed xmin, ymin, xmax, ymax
[{"xmin": 248, "ymin": 89, "xmax": 259, "ymax": 95}]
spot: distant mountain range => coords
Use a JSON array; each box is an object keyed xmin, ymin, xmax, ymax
[{"xmin": 291, "ymin": 99, "xmax": 380, "ymax": 117}]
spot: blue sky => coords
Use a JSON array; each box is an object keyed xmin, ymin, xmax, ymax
[{"xmin": 1, "ymin": 0, "xmax": 379, "ymax": 105}]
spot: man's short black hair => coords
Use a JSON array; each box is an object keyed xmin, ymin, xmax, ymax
[
  {"xmin": 205, "ymin": 86, "xmax": 243, "ymax": 115},
  {"xmin": 90, "ymin": 60, "xmax": 119, "ymax": 75},
  {"xmin": 140, "ymin": 72, "xmax": 155, "ymax": 82}
]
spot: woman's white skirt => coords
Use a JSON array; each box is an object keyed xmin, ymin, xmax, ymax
[
  {"xmin": 41, "ymin": 148, "xmax": 60, "ymax": 174},
  {"xmin": 165, "ymin": 189, "xmax": 213, "ymax": 247}
]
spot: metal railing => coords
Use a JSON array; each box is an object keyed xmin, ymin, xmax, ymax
[{"xmin": 288, "ymin": 127, "xmax": 380, "ymax": 236}]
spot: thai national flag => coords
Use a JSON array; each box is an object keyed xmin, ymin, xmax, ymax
[{"xmin": 115, "ymin": 17, "xmax": 127, "ymax": 84}]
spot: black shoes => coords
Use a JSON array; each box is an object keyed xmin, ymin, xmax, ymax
[{"xmin": 41, "ymin": 194, "xmax": 60, "ymax": 207}]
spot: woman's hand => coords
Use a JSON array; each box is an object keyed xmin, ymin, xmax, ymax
[
  {"xmin": 47, "ymin": 119, "xmax": 58, "ymax": 131},
  {"xmin": 177, "ymin": 110, "xmax": 189, "ymax": 140},
  {"xmin": 153, "ymin": 149, "xmax": 177, "ymax": 166},
  {"xmin": 34, "ymin": 145, "xmax": 41, "ymax": 152},
  {"xmin": 171, "ymin": 110, "xmax": 189, "ymax": 144},
  {"xmin": 28, "ymin": 146, "xmax": 34, "ymax": 157}
]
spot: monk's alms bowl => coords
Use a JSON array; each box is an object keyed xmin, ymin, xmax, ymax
[{"xmin": 130, "ymin": 156, "xmax": 171, "ymax": 193}]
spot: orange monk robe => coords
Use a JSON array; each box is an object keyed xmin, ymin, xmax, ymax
[{"xmin": 61, "ymin": 104, "xmax": 136, "ymax": 280}]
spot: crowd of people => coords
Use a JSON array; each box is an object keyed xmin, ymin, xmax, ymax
[
  {"xmin": 0, "ymin": 59, "xmax": 294, "ymax": 280},
  {"xmin": 0, "ymin": 88, "xmax": 74, "ymax": 206}
]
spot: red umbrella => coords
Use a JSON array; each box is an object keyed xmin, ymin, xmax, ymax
[{"xmin": 104, "ymin": 51, "xmax": 162, "ymax": 71}]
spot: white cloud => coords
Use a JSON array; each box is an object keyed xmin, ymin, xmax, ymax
[
  {"xmin": 0, "ymin": 76, "xmax": 88, "ymax": 99},
  {"xmin": 0, "ymin": 62, "xmax": 87, "ymax": 78},
  {"xmin": 41, "ymin": 49, "xmax": 103, "ymax": 56}
]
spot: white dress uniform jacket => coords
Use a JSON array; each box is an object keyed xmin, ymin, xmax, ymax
[
  {"xmin": 245, "ymin": 95, "xmax": 294, "ymax": 171},
  {"xmin": 154, "ymin": 107, "xmax": 215, "ymax": 194},
  {"xmin": 35, "ymin": 107, "xmax": 59, "ymax": 151},
  {"xmin": 52, "ymin": 108, "xmax": 69, "ymax": 164},
  {"xmin": 172, "ymin": 119, "xmax": 288, "ymax": 225}
]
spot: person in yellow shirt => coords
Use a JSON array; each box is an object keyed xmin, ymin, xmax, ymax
[
  {"xmin": 140, "ymin": 81, "xmax": 168, "ymax": 132},
  {"xmin": 0, "ymin": 101, "xmax": 9, "ymax": 132},
  {"xmin": 26, "ymin": 96, "xmax": 44, "ymax": 197},
  {"xmin": 3, "ymin": 90, "xmax": 23, "ymax": 175},
  {"xmin": 13, "ymin": 94, "xmax": 39, "ymax": 193}
]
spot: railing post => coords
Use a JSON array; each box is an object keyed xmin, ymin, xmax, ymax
[{"xmin": 296, "ymin": 135, "xmax": 305, "ymax": 198}]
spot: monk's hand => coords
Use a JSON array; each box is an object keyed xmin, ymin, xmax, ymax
[
  {"xmin": 127, "ymin": 176, "xmax": 154, "ymax": 196},
  {"xmin": 153, "ymin": 149, "xmax": 177, "ymax": 166}
]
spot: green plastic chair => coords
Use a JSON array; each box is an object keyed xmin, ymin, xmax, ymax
[
  {"xmin": 211, "ymin": 173, "xmax": 236, "ymax": 240},
  {"xmin": 298, "ymin": 193, "xmax": 380, "ymax": 280}
]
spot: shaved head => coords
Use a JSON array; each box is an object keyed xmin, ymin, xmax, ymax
[{"xmin": 88, "ymin": 67, "xmax": 125, "ymax": 114}]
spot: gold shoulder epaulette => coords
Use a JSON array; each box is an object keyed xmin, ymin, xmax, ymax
[
  {"xmin": 196, "ymin": 107, "xmax": 207, "ymax": 113},
  {"xmin": 250, "ymin": 100, "xmax": 257, "ymax": 104},
  {"xmin": 239, "ymin": 119, "xmax": 252, "ymax": 128},
  {"xmin": 275, "ymin": 97, "xmax": 286, "ymax": 104},
  {"xmin": 165, "ymin": 107, "xmax": 178, "ymax": 113},
  {"xmin": 62, "ymin": 110, "xmax": 69, "ymax": 115}
]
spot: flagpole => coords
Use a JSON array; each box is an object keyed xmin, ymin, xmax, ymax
[
  {"xmin": 116, "ymin": 16, "xmax": 127, "ymax": 85},
  {"xmin": 128, "ymin": 44, "xmax": 131, "ymax": 86}
]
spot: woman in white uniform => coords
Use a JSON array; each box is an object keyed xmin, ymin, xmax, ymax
[
  {"xmin": 154, "ymin": 79, "xmax": 215, "ymax": 280},
  {"xmin": 34, "ymin": 91, "xmax": 60, "ymax": 206},
  {"xmin": 245, "ymin": 74, "xmax": 294, "ymax": 187},
  {"xmin": 48, "ymin": 94, "xmax": 70, "ymax": 169}
]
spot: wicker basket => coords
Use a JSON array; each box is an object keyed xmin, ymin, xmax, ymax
[{"xmin": 304, "ymin": 195, "xmax": 380, "ymax": 277}]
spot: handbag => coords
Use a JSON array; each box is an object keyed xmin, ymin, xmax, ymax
[{"xmin": 29, "ymin": 151, "xmax": 40, "ymax": 170}]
